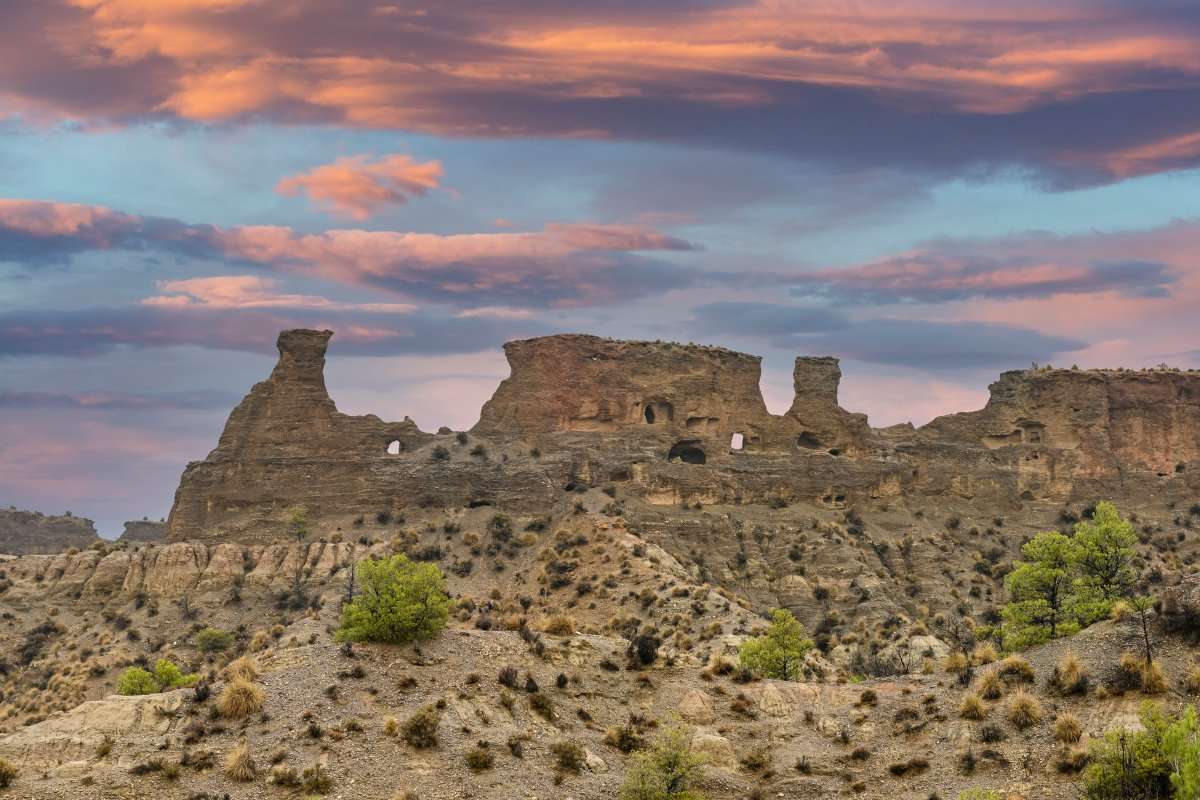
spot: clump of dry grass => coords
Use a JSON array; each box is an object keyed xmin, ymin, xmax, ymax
[
  {"xmin": 223, "ymin": 655, "xmax": 259, "ymax": 683},
  {"xmin": 218, "ymin": 679, "xmax": 265, "ymax": 718},
  {"xmin": 541, "ymin": 615, "xmax": 576, "ymax": 636},
  {"xmin": 1118, "ymin": 652, "xmax": 1167, "ymax": 694},
  {"xmin": 943, "ymin": 652, "xmax": 969, "ymax": 673},
  {"xmin": 1184, "ymin": 663, "xmax": 1200, "ymax": 694},
  {"xmin": 976, "ymin": 668, "xmax": 1004, "ymax": 700},
  {"xmin": 959, "ymin": 692, "xmax": 987, "ymax": 720},
  {"xmin": 972, "ymin": 643, "xmax": 998, "ymax": 665},
  {"xmin": 1051, "ymin": 651, "xmax": 1089, "ymax": 696},
  {"xmin": 0, "ymin": 758, "xmax": 17, "ymax": 789},
  {"xmin": 1055, "ymin": 713, "xmax": 1083, "ymax": 743},
  {"xmin": 224, "ymin": 741, "xmax": 256, "ymax": 782},
  {"xmin": 997, "ymin": 655, "xmax": 1035, "ymax": 684},
  {"xmin": 1006, "ymin": 689, "xmax": 1043, "ymax": 730}
]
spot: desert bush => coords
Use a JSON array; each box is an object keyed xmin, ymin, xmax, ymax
[
  {"xmin": 270, "ymin": 765, "xmax": 300, "ymax": 786},
  {"xmin": 336, "ymin": 555, "xmax": 449, "ymax": 644},
  {"xmin": 976, "ymin": 669, "xmax": 1004, "ymax": 700},
  {"xmin": 465, "ymin": 743, "xmax": 495, "ymax": 771},
  {"xmin": 117, "ymin": 666, "xmax": 160, "ymax": 696},
  {"xmin": 551, "ymin": 740, "xmax": 586, "ymax": 773},
  {"xmin": 1118, "ymin": 652, "xmax": 1168, "ymax": 694},
  {"xmin": 302, "ymin": 762, "xmax": 332, "ymax": 793},
  {"xmin": 542, "ymin": 615, "xmax": 576, "ymax": 636},
  {"xmin": 1006, "ymin": 689, "xmax": 1043, "ymax": 730},
  {"xmin": 0, "ymin": 758, "xmax": 17, "ymax": 789},
  {"xmin": 1185, "ymin": 663, "xmax": 1200, "ymax": 694},
  {"xmin": 383, "ymin": 716, "xmax": 399, "ymax": 737},
  {"xmin": 530, "ymin": 693, "xmax": 555, "ymax": 721},
  {"xmin": 402, "ymin": 706, "xmax": 440, "ymax": 748},
  {"xmin": 196, "ymin": 627, "xmax": 235, "ymax": 653},
  {"xmin": 605, "ymin": 724, "xmax": 646, "ymax": 753},
  {"xmin": 738, "ymin": 608, "xmax": 813, "ymax": 680},
  {"xmin": 223, "ymin": 741, "xmax": 256, "ymax": 781},
  {"xmin": 972, "ymin": 643, "xmax": 998, "ymax": 665},
  {"xmin": 944, "ymin": 652, "xmax": 969, "ymax": 673},
  {"xmin": 224, "ymin": 655, "xmax": 259, "ymax": 683},
  {"xmin": 153, "ymin": 659, "xmax": 199, "ymax": 690},
  {"xmin": 959, "ymin": 692, "xmax": 987, "ymax": 720},
  {"xmin": 618, "ymin": 726, "xmax": 705, "ymax": 800},
  {"xmin": 957, "ymin": 791, "xmax": 1002, "ymax": 800},
  {"xmin": 1051, "ymin": 651, "xmax": 1089, "ymax": 696},
  {"xmin": 1055, "ymin": 713, "xmax": 1084, "ymax": 743},
  {"xmin": 218, "ymin": 679, "xmax": 265, "ymax": 718},
  {"xmin": 997, "ymin": 655, "xmax": 1035, "ymax": 684}
]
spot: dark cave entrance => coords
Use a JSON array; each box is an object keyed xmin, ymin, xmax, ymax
[{"xmin": 668, "ymin": 441, "xmax": 707, "ymax": 464}]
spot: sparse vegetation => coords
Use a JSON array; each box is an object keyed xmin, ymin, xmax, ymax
[
  {"xmin": 218, "ymin": 679, "xmax": 265, "ymax": 718},
  {"xmin": 402, "ymin": 705, "xmax": 440, "ymax": 748}
]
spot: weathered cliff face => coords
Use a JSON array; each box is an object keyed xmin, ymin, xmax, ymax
[
  {"xmin": 165, "ymin": 328, "xmax": 1200, "ymax": 542},
  {"xmin": 116, "ymin": 519, "xmax": 167, "ymax": 543},
  {"xmin": 0, "ymin": 509, "xmax": 100, "ymax": 555}
]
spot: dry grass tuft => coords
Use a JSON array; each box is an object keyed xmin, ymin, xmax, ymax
[
  {"xmin": 218, "ymin": 679, "xmax": 265, "ymax": 718},
  {"xmin": 1006, "ymin": 689, "xmax": 1043, "ymax": 730},
  {"xmin": 223, "ymin": 655, "xmax": 260, "ymax": 683},
  {"xmin": 224, "ymin": 741, "xmax": 256, "ymax": 782},
  {"xmin": 959, "ymin": 692, "xmax": 987, "ymax": 720},
  {"xmin": 1054, "ymin": 713, "xmax": 1083, "ymax": 743}
]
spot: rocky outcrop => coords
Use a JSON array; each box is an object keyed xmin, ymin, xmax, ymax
[
  {"xmin": 117, "ymin": 519, "xmax": 167, "ymax": 543},
  {"xmin": 166, "ymin": 329, "xmax": 1200, "ymax": 541},
  {"xmin": 0, "ymin": 508, "xmax": 100, "ymax": 555}
]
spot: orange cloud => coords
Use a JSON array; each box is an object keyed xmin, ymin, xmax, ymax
[
  {"xmin": 5, "ymin": 2, "xmax": 1200, "ymax": 182},
  {"xmin": 276, "ymin": 154, "xmax": 444, "ymax": 219},
  {"xmin": 142, "ymin": 275, "xmax": 416, "ymax": 312}
]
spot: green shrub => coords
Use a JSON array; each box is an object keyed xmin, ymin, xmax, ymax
[
  {"xmin": 336, "ymin": 555, "xmax": 449, "ymax": 644},
  {"xmin": 619, "ymin": 726, "xmax": 705, "ymax": 800},
  {"xmin": 196, "ymin": 627, "xmax": 235, "ymax": 653},
  {"xmin": 117, "ymin": 667, "xmax": 160, "ymax": 696},
  {"xmin": 1082, "ymin": 701, "xmax": 1194, "ymax": 799},
  {"xmin": 153, "ymin": 659, "xmax": 198, "ymax": 689},
  {"xmin": 957, "ymin": 791, "xmax": 1002, "ymax": 800},
  {"xmin": 738, "ymin": 608, "xmax": 813, "ymax": 680}
]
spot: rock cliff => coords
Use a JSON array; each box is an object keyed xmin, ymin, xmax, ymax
[
  {"xmin": 0, "ymin": 508, "xmax": 100, "ymax": 555},
  {"xmin": 166, "ymin": 329, "xmax": 1200, "ymax": 541}
]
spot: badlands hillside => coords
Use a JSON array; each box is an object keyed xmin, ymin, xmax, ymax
[{"xmin": 3, "ymin": 328, "xmax": 1200, "ymax": 799}]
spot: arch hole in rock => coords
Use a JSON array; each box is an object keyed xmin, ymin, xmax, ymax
[
  {"xmin": 796, "ymin": 431, "xmax": 822, "ymax": 449},
  {"xmin": 668, "ymin": 441, "xmax": 706, "ymax": 464},
  {"xmin": 386, "ymin": 440, "xmax": 402, "ymax": 455},
  {"xmin": 730, "ymin": 432, "xmax": 745, "ymax": 450},
  {"xmin": 828, "ymin": 448, "xmax": 842, "ymax": 457},
  {"xmin": 644, "ymin": 406, "xmax": 655, "ymax": 424}
]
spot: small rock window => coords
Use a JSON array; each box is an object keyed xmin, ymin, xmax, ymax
[
  {"xmin": 730, "ymin": 432, "xmax": 745, "ymax": 450},
  {"xmin": 644, "ymin": 406, "xmax": 656, "ymax": 424},
  {"xmin": 386, "ymin": 440, "xmax": 402, "ymax": 455}
]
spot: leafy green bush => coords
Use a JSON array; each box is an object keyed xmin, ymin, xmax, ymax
[
  {"xmin": 619, "ymin": 726, "xmax": 705, "ymax": 800},
  {"xmin": 336, "ymin": 555, "xmax": 449, "ymax": 644},
  {"xmin": 196, "ymin": 627, "xmax": 235, "ymax": 653},
  {"xmin": 153, "ymin": 658, "xmax": 198, "ymax": 689},
  {"xmin": 1082, "ymin": 702, "xmax": 1198, "ymax": 799},
  {"xmin": 738, "ymin": 608, "xmax": 813, "ymax": 680},
  {"xmin": 117, "ymin": 667, "xmax": 160, "ymax": 696}
]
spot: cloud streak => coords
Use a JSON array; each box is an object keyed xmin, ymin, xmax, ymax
[
  {"xmin": 0, "ymin": 199, "xmax": 701, "ymax": 308},
  {"xmin": 4, "ymin": 1, "xmax": 1200, "ymax": 184},
  {"xmin": 276, "ymin": 154, "xmax": 444, "ymax": 219}
]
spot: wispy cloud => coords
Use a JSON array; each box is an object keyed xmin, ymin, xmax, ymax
[{"xmin": 276, "ymin": 154, "xmax": 443, "ymax": 219}]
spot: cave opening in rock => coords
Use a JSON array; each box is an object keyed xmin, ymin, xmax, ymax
[
  {"xmin": 668, "ymin": 441, "xmax": 706, "ymax": 464},
  {"xmin": 797, "ymin": 431, "xmax": 821, "ymax": 449},
  {"xmin": 386, "ymin": 440, "xmax": 402, "ymax": 455},
  {"xmin": 644, "ymin": 406, "xmax": 655, "ymax": 424},
  {"xmin": 730, "ymin": 432, "xmax": 744, "ymax": 450}
]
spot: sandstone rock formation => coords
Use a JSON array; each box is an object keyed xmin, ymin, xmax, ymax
[
  {"xmin": 0, "ymin": 508, "xmax": 100, "ymax": 555},
  {"xmin": 167, "ymin": 329, "xmax": 1200, "ymax": 542},
  {"xmin": 116, "ymin": 519, "xmax": 167, "ymax": 544}
]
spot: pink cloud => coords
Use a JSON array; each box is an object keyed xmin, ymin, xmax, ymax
[
  {"xmin": 276, "ymin": 154, "xmax": 443, "ymax": 219},
  {"xmin": 142, "ymin": 275, "xmax": 416, "ymax": 312},
  {"xmin": 4, "ymin": 2, "xmax": 1200, "ymax": 181}
]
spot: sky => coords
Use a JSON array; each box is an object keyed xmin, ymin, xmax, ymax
[{"xmin": 4, "ymin": 1, "xmax": 1200, "ymax": 535}]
